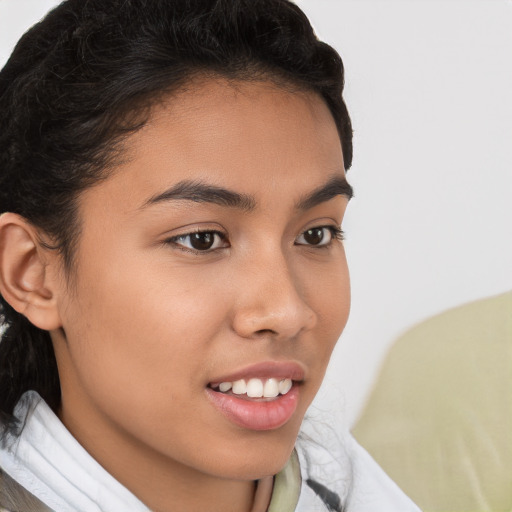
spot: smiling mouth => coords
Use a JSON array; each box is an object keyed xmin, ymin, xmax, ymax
[
  {"xmin": 209, "ymin": 377, "xmax": 293, "ymax": 400},
  {"xmin": 206, "ymin": 362, "xmax": 303, "ymax": 429},
  {"xmin": 206, "ymin": 378, "xmax": 300, "ymax": 430}
]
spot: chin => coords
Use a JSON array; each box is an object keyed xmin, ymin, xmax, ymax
[{"xmin": 199, "ymin": 426, "xmax": 300, "ymax": 481}]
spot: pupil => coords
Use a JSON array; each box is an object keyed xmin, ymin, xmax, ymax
[
  {"xmin": 191, "ymin": 232, "xmax": 214, "ymax": 250},
  {"xmin": 304, "ymin": 228, "xmax": 324, "ymax": 245}
]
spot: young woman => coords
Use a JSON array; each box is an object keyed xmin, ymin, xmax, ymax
[{"xmin": 0, "ymin": 1, "xmax": 420, "ymax": 510}]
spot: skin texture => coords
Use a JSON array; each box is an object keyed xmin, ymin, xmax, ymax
[{"xmin": 0, "ymin": 79, "xmax": 351, "ymax": 512}]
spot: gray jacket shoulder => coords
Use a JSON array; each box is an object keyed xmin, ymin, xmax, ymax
[{"xmin": 0, "ymin": 469, "xmax": 53, "ymax": 512}]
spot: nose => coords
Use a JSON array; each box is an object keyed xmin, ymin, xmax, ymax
[{"xmin": 231, "ymin": 251, "xmax": 317, "ymax": 341}]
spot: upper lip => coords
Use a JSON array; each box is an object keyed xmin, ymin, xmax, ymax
[{"xmin": 208, "ymin": 361, "xmax": 306, "ymax": 386}]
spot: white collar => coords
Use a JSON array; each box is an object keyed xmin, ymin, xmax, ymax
[{"xmin": 1, "ymin": 391, "xmax": 149, "ymax": 512}]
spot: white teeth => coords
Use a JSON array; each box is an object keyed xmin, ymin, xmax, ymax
[
  {"xmin": 278, "ymin": 378, "xmax": 293, "ymax": 395},
  {"xmin": 263, "ymin": 378, "xmax": 279, "ymax": 398},
  {"xmin": 216, "ymin": 377, "xmax": 293, "ymax": 397},
  {"xmin": 219, "ymin": 382, "xmax": 232, "ymax": 393},
  {"xmin": 246, "ymin": 378, "xmax": 264, "ymax": 398},
  {"xmin": 232, "ymin": 379, "xmax": 247, "ymax": 395}
]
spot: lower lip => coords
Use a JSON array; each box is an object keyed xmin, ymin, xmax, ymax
[{"xmin": 206, "ymin": 385, "xmax": 300, "ymax": 431}]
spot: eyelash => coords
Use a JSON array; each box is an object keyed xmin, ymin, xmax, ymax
[{"xmin": 164, "ymin": 225, "xmax": 344, "ymax": 254}]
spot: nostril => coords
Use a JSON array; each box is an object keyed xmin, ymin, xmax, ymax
[{"xmin": 254, "ymin": 329, "xmax": 277, "ymax": 336}]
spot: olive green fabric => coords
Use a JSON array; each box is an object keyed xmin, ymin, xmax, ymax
[{"xmin": 353, "ymin": 291, "xmax": 512, "ymax": 512}]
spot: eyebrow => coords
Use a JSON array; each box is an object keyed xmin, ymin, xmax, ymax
[
  {"xmin": 296, "ymin": 175, "xmax": 353, "ymax": 210},
  {"xmin": 143, "ymin": 180, "xmax": 256, "ymax": 212},
  {"xmin": 142, "ymin": 174, "xmax": 353, "ymax": 212}
]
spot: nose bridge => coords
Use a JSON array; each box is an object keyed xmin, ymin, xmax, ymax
[{"xmin": 232, "ymin": 243, "xmax": 317, "ymax": 339}]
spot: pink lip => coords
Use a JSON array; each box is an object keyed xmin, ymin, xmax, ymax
[
  {"xmin": 208, "ymin": 361, "xmax": 305, "ymax": 387},
  {"xmin": 206, "ymin": 361, "xmax": 304, "ymax": 431},
  {"xmin": 206, "ymin": 385, "xmax": 300, "ymax": 431}
]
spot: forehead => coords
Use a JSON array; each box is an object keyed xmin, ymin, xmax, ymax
[{"xmin": 81, "ymin": 78, "xmax": 345, "ymax": 212}]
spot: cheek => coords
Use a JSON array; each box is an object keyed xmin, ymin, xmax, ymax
[
  {"xmin": 294, "ymin": 252, "xmax": 350, "ymax": 384},
  {"xmin": 323, "ymin": 269, "xmax": 351, "ymax": 339},
  {"xmin": 304, "ymin": 251, "xmax": 350, "ymax": 333},
  {"xmin": 59, "ymin": 251, "xmax": 230, "ymax": 408},
  {"xmin": 57, "ymin": 269, "xmax": 234, "ymax": 459}
]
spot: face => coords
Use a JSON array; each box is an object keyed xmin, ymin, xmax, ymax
[{"xmin": 51, "ymin": 78, "xmax": 351, "ymax": 483}]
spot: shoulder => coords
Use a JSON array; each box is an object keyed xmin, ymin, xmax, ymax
[
  {"xmin": 295, "ymin": 433, "xmax": 420, "ymax": 512},
  {"xmin": 0, "ymin": 468, "xmax": 54, "ymax": 512},
  {"xmin": 0, "ymin": 392, "xmax": 55, "ymax": 512}
]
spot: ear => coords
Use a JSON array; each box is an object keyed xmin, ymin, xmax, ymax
[{"xmin": 0, "ymin": 212, "xmax": 62, "ymax": 330}]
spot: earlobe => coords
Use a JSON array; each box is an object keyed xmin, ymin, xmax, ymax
[{"xmin": 0, "ymin": 213, "xmax": 62, "ymax": 331}]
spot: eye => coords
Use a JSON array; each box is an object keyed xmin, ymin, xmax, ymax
[
  {"xmin": 167, "ymin": 231, "xmax": 229, "ymax": 252},
  {"xmin": 295, "ymin": 226, "xmax": 344, "ymax": 247}
]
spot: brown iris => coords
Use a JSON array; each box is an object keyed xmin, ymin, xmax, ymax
[
  {"xmin": 190, "ymin": 232, "xmax": 215, "ymax": 250},
  {"xmin": 303, "ymin": 228, "xmax": 325, "ymax": 245}
]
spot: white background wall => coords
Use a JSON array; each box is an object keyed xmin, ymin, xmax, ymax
[{"xmin": 1, "ymin": 0, "xmax": 511, "ymax": 427}]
